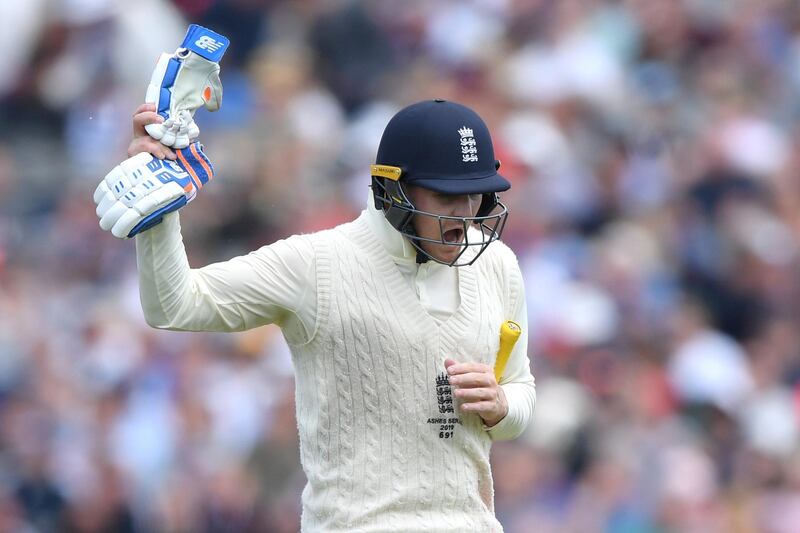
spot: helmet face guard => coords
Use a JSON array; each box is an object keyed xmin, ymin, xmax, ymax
[{"xmin": 371, "ymin": 175, "xmax": 508, "ymax": 267}]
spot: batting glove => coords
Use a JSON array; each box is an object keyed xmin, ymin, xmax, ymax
[
  {"xmin": 94, "ymin": 142, "xmax": 214, "ymax": 238},
  {"xmin": 144, "ymin": 24, "xmax": 229, "ymax": 149}
]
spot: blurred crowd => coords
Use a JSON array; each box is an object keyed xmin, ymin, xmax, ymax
[{"xmin": 3, "ymin": 0, "xmax": 800, "ymax": 531}]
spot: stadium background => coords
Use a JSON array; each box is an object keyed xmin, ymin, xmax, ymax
[{"xmin": 3, "ymin": 0, "xmax": 800, "ymax": 531}]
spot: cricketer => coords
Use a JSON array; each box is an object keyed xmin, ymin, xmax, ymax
[{"xmin": 93, "ymin": 25, "xmax": 536, "ymax": 532}]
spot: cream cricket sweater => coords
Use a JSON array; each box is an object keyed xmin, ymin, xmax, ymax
[{"xmin": 136, "ymin": 205, "xmax": 536, "ymax": 532}]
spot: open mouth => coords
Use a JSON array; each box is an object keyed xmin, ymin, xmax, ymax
[{"xmin": 442, "ymin": 228, "xmax": 464, "ymax": 244}]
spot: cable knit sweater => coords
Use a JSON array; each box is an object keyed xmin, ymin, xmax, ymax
[{"xmin": 136, "ymin": 208, "xmax": 535, "ymax": 532}]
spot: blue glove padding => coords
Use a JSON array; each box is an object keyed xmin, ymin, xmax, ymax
[{"xmin": 94, "ymin": 142, "xmax": 215, "ymax": 238}]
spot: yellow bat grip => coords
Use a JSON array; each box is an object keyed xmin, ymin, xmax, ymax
[{"xmin": 494, "ymin": 320, "xmax": 522, "ymax": 383}]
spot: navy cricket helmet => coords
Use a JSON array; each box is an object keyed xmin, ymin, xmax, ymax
[{"xmin": 371, "ymin": 99, "xmax": 510, "ymax": 266}]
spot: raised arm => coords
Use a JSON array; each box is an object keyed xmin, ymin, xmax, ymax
[
  {"xmin": 136, "ymin": 212, "xmax": 317, "ymax": 343},
  {"xmin": 95, "ymin": 105, "xmax": 318, "ymax": 343}
]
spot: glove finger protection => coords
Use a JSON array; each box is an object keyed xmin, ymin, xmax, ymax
[
  {"xmin": 94, "ymin": 142, "xmax": 214, "ymax": 238},
  {"xmin": 144, "ymin": 24, "xmax": 229, "ymax": 149}
]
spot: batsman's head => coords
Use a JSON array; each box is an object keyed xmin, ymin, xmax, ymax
[{"xmin": 371, "ymin": 99, "xmax": 510, "ymax": 266}]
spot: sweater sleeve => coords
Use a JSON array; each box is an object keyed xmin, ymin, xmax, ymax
[
  {"xmin": 485, "ymin": 252, "xmax": 536, "ymax": 441},
  {"xmin": 135, "ymin": 212, "xmax": 317, "ymax": 344}
]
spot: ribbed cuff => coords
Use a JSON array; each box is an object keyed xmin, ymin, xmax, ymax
[{"xmin": 483, "ymin": 382, "xmax": 534, "ymax": 441}]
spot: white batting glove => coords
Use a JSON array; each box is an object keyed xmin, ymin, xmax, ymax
[
  {"xmin": 94, "ymin": 142, "xmax": 214, "ymax": 238},
  {"xmin": 144, "ymin": 24, "xmax": 229, "ymax": 149}
]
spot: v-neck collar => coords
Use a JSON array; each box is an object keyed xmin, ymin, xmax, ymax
[{"xmin": 356, "ymin": 206, "xmax": 479, "ymax": 340}]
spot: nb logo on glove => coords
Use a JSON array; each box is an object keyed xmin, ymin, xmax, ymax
[
  {"xmin": 146, "ymin": 159, "xmax": 184, "ymax": 184},
  {"xmin": 195, "ymin": 36, "xmax": 224, "ymax": 53}
]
